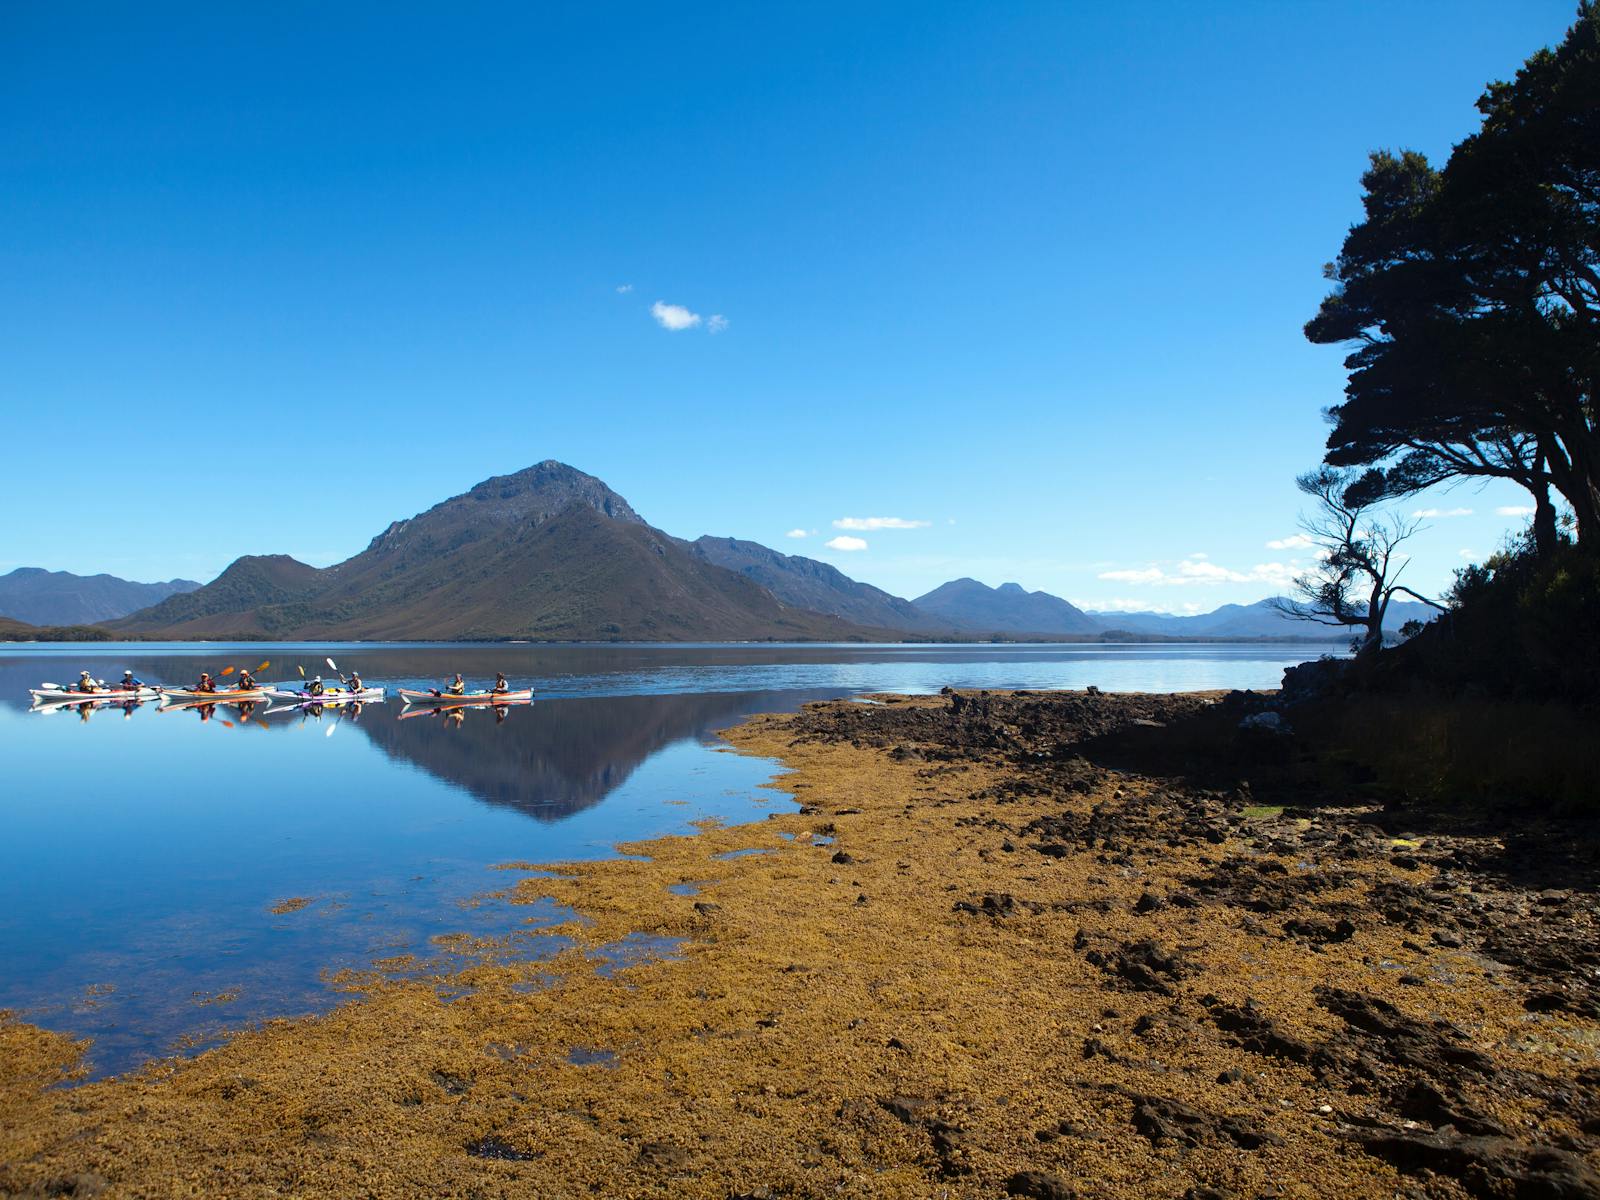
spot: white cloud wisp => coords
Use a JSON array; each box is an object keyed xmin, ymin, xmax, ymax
[{"xmin": 833, "ymin": 517, "xmax": 930, "ymax": 531}]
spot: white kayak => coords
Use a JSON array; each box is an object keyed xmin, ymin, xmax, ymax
[
  {"xmin": 265, "ymin": 687, "xmax": 386, "ymax": 703},
  {"xmin": 31, "ymin": 686, "xmax": 163, "ymax": 702},
  {"xmin": 398, "ymin": 687, "xmax": 534, "ymax": 705}
]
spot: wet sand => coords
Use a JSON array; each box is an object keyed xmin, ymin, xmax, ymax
[{"xmin": 2, "ymin": 690, "xmax": 1597, "ymax": 1198}]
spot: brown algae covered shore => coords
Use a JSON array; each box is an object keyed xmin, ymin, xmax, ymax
[{"xmin": 3, "ymin": 689, "xmax": 1599, "ymax": 1198}]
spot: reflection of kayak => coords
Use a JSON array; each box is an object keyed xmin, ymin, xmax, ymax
[
  {"xmin": 397, "ymin": 697, "xmax": 532, "ymax": 720},
  {"xmin": 398, "ymin": 688, "xmax": 534, "ymax": 705},
  {"xmin": 31, "ymin": 686, "xmax": 162, "ymax": 701},
  {"xmin": 31, "ymin": 696, "xmax": 144, "ymax": 714},
  {"xmin": 159, "ymin": 688, "xmax": 268, "ymax": 703},
  {"xmin": 265, "ymin": 687, "xmax": 385, "ymax": 703}
]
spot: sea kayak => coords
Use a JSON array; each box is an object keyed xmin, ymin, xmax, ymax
[
  {"xmin": 265, "ymin": 687, "xmax": 386, "ymax": 703},
  {"xmin": 398, "ymin": 688, "xmax": 534, "ymax": 705},
  {"xmin": 158, "ymin": 688, "xmax": 269, "ymax": 703},
  {"xmin": 30, "ymin": 686, "xmax": 163, "ymax": 702}
]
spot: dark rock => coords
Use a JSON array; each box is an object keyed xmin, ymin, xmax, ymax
[
  {"xmin": 1356, "ymin": 1129, "xmax": 1600, "ymax": 1198},
  {"xmin": 467, "ymin": 1135, "xmax": 535, "ymax": 1162},
  {"xmin": 831, "ymin": 850, "xmax": 856, "ymax": 865},
  {"xmin": 1006, "ymin": 1170, "xmax": 1076, "ymax": 1200},
  {"xmin": 1087, "ymin": 939, "xmax": 1189, "ymax": 995},
  {"xmin": 636, "ymin": 1141, "xmax": 692, "ymax": 1170},
  {"xmin": 881, "ymin": 1096, "xmax": 933, "ymax": 1124},
  {"xmin": 1282, "ymin": 917, "xmax": 1357, "ymax": 945},
  {"xmin": 1202, "ymin": 997, "xmax": 1315, "ymax": 1065},
  {"xmin": 954, "ymin": 893, "xmax": 1020, "ymax": 919},
  {"xmin": 1126, "ymin": 1093, "xmax": 1280, "ymax": 1150}
]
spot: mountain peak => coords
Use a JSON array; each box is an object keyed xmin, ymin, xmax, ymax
[
  {"xmin": 997, "ymin": 582, "xmax": 1026, "ymax": 595},
  {"xmin": 361, "ymin": 461, "xmax": 644, "ymax": 556},
  {"xmin": 463, "ymin": 461, "xmax": 644, "ymax": 524}
]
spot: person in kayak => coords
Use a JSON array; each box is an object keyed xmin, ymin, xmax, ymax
[
  {"xmin": 430, "ymin": 673, "xmax": 467, "ymax": 698},
  {"xmin": 77, "ymin": 670, "xmax": 99, "ymax": 694},
  {"xmin": 237, "ymin": 668, "xmax": 258, "ymax": 691},
  {"xmin": 195, "ymin": 672, "xmax": 217, "ymax": 694},
  {"xmin": 492, "ymin": 672, "xmax": 511, "ymax": 694},
  {"xmin": 307, "ymin": 676, "xmax": 325, "ymax": 697},
  {"xmin": 346, "ymin": 671, "xmax": 364, "ymax": 693},
  {"xmin": 120, "ymin": 670, "xmax": 144, "ymax": 691}
]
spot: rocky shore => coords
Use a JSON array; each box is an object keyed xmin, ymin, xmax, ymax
[{"xmin": 2, "ymin": 688, "xmax": 1597, "ymax": 1198}]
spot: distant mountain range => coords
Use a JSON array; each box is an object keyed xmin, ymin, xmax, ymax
[
  {"xmin": 0, "ymin": 568, "xmax": 199, "ymax": 626},
  {"xmin": 1087, "ymin": 598, "xmax": 1440, "ymax": 640},
  {"xmin": 7, "ymin": 461, "xmax": 1440, "ymax": 642},
  {"xmin": 912, "ymin": 578, "xmax": 1101, "ymax": 636}
]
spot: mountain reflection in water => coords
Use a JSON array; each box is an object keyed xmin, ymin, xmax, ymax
[{"xmin": 359, "ymin": 689, "xmax": 839, "ymax": 821}]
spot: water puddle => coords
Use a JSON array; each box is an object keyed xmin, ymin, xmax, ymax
[{"xmin": 566, "ymin": 1046, "xmax": 619, "ymax": 1068}]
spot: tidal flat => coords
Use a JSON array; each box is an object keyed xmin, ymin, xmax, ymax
[{"xmin": 2, "ymin": 690, "xmax": 1597, "ymax": 1198}]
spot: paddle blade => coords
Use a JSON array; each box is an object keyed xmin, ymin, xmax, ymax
[
  {"xmin": 221, "ymin": 719, "xmax": 235, "ymax": 729},
  {"xmin": 325, "ymin": 657, "xmax": 338, "ymax": 672},
  {"xmin": 297, "ymin": 665, "xmax": 305, "ymax": 678},
  {"xmin": 220, "ymin": 666, "xmax": 236, "ymax": 677},
  {"xmin": 257, "ymin": 661, "xmax": 271, "ymax": 671}
]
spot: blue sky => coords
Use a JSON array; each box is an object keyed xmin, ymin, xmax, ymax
[{"xmin": 0, "ymin": 2, "xmax": 1575, "ymax": 613}]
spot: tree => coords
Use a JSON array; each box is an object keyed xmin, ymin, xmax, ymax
[
  {"xmin": 1274, "ymin": 468, "xmax": 1444, "ymax": 660},
  {"xmin": 1305, "ymin": 5, "xmax": 1600, "ymax": 553}
]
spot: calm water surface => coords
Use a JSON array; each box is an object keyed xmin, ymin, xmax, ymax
[{"xmin": 0, "ymin": 641, "xmax": 1330, "ymax": 1076}]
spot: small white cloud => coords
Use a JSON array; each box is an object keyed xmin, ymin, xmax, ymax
[
  {"xmin": 650, "ymin": 300, "xmax": 702, "ymax": 331},
  {"xmin": 707, "ymin": 314, "xmax": 728, "ymax": 334},
  {"xmin": 1458, "ymin": 548, "xmax": 1477, "ymax": 559},
  {"xmin": 1098, "ymin": 567, "xmax": 1165, "ymax": 585},
  {"xmin": 1413, "ymin": 507, "xmax": 1473, "ymax": 518},
  {"xmin": 833, "ymin": 517, "xmax": 931, "ymax": 531},
  {"xmin": 1096, "ymin": 558, "xmax": 1299, "ymax": 587},
  {"xmin": 825, "ymin": 535, "xmax": 868, "ymax": 552},
  {"xmin": 1186, "ymin": 552, "xmax": 1209, "ymax": 560},
  {"xmin": 616, "ymin": 283, "xmax": 634, "ymax": 293},
  {"xmin": 1266, "ymin": 533, "xmax": 1314, "ymax": 550},
  {"xmin": 784, "ymin": 528, "xmax": 808, "ymax": 539},
  {"xmin": 1496, "ymin": 505, "xmax": 1536, "ymax": 517}
]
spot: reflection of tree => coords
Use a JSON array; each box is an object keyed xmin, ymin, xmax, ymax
[{"xmin": 353, "ymin": 689, "xmax": 839, "ymax": 821}]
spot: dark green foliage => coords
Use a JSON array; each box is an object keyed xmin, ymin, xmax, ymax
[
  {"xmin": 1306, "ymin": 5, "xmax": 1600, "ymax": 550},
  {"xmin": 0, "ymin": 617, "xmax": 118, "ymax": 642},
  {"xmin": 1377, "ymin": 539, "xmax": 1600, "ymax": 702}
]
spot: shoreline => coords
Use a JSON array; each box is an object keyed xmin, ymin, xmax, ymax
[{"xmin": 3, "ymin": 689, "xmax": 1597, "ymax": 1197}]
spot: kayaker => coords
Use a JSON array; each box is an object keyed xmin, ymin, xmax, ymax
[
  {"xmin": 78, "ymin": 670, "xmax": 99, "ymax": 694},
  {"xmin": 120, "ymin": 670, "xmax": 144, "ymax": 691},
  {"xmin": 195, "ymin": 672, "xmax": 217, "ymax": 694},
  {"xmin": 237, "ymin": 668, "xmax": 258, "ymax": 691},
  {"xmin": 307, "ymin": 676, "xmax": 325, "ymax": 697},
  {"xmin": 346, "ymin": 671, "xmax": 364, "ymax": 693},
  {"xmin": 431, "ymin": 673, "xmax": 466, "ymax": 698},
  {"xmin": 492, "ymin": 672, "xmax": 510, "ymax": 694}
]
